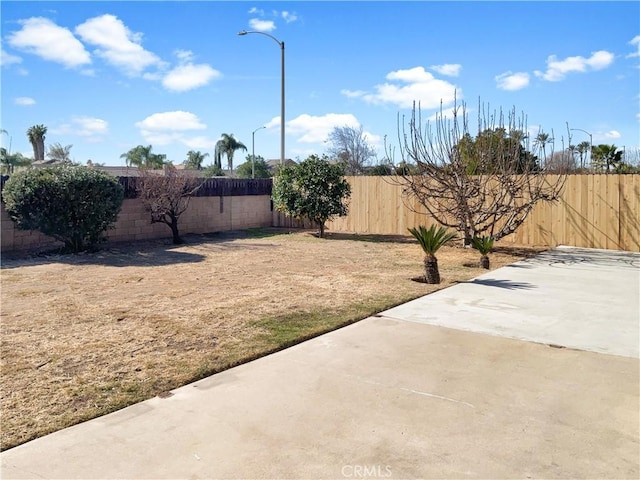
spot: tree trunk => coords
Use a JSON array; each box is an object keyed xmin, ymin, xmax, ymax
[
  {"xmin": 480, "ymin": 255, "xmax": 490, "ymax": 269},
  {"xmin": 424, "ymin": 254, "xmax": 440, "ymax": 284},
  {"xmin": 318, "ymin": 221, "xmax": 325, "ymax": 238},
  {"xmin": 169, "ymin": 217, "xmax": 183, "ymax": 244}
]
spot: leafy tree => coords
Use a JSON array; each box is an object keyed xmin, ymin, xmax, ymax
[
  {"xmin": 390, "ymin": 99, "xmax": 566, "ymax": 246},
  {"xmin": 591, "ymin": 144, "xmax": 623, "ymax": 173},
  {"xmin": 0, "ymin": 148, "xmax": 31, "ymax": 174},
  {"xmin": 369, "ymin": 163, "xmax": 394, "ymax": 176},
  {"xmin": 47, "ymin": 142, "xmax": 73, "ymax": 163},
  {"xmin": 202, "ymin": 164, "xmax": 225, "ymax": 177},
  {"xmin": 184, "ymin": 150, "xmax": 209, "ymax": 170},
  {"xmin": 408, "ymin": 225, "xmax": 457, "ymax": 284},
  {"xmin": 136, "ymin": 164, "xmax": 204, "ymax": 244},
  {"xmin": 27, "ymin": 124, "xmax": 47, "ymax": 161},
  {"xmin": 120, "ymin": 145, "xmax": 167, "ymax": 168},
  {"xmin": 214, "ymin": 133, "xmax": 247, "ymax": 173},
  {"xmin": 326, "ymin": 125, "xmax": 377, "ymax": 175},
  {"xmin": 2, "ymin": 165, "xmax": 124, "ymax": 252},
  {"xmin": 235, "ymin": 155, "xmax": 271, "ymax": 178},
  {"xmin": 272, "ymin": 154, "xmax": 351, "ymax": 238}
]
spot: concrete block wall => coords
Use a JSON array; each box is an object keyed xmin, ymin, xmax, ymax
[{"xmin": 1, "ymin": 195, "xmax": 274, "ymax": 252}]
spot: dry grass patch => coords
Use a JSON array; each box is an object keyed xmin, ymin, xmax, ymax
[{"xmin": 0, "ymin": 228, "xmax": 545, "ymax": 451}]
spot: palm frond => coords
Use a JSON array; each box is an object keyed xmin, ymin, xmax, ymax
[{"xmin": 408, "ymin": 225, "xmax": 457, "ymax": 255}]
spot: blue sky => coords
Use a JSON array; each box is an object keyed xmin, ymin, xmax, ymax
[{"xmin": 1, "ymin": 1, "xmax": 639, "ymax": 167}]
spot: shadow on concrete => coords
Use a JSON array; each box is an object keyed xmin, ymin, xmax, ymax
[{"xmin": 463, "ymin": 278, "xmax": 536, "ymax": 290}]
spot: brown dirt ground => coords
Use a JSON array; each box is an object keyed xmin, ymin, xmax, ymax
[{"xmin": 0, "ymin": 228, "xmax": 545, "ymax": 451}]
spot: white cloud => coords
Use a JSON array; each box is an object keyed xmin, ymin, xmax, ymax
[
  {"xmin": 279, "ymin": 113, "xmax": 360, "ymax": 144},
  {"xmin": 7, "ymin": 17, "xmax": 91, "ymax": 68},
  {"xmin": 603, "ymin": 130, "xmax": 621, "ymax": 139},
  {"xmin": 1, "ymin": 47, "xmax": 22, "ymax": 67},
  {"xmin": 628, "ymin": 35, "xmax": 640, "ymax": 58},
  {"xmin": 248, "ymin": 19, "xmax": 276, "ymax": 32},
  {"xmin": 343, "ymin": 66, "xmax": 458, "ymax": 109},
  {"xmin": 50, "ymin": 116, "xmax": 109, "ymax": 141},
  {"xmin": 281, "ymin": 11, "xmax": 298, "ymax": 23},
  {"xmin": 248, "ymin": 7, "xmax": 264, "ymax": 15},
  {"xmin": 135, "ymin": 111, "xmax": 207, "ymax": 145},
  {"xmin": 75, "ymin": 14, "xmax": 162, "ymax": 76},
  {"xmin": 430, "ymin": 64, "xmax": 461, "ymax": 77},
  {"xmin": 495, "ymin": 71, "xmax": 530, "ymax": 91},
  {"xmin": 14, "ymin": 97, "xmax": 35, "ymax": 106},
  {"xmin": 162, "ymin": 63, "xmax": 221, "ymax": 92},
  {"xmin": 534, "ymin": 50, "xmax": 614, "ymax": 81}
]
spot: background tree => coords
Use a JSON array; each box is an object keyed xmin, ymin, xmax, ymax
[
  {"xmin": 534, "ymin": 131, "xmax": 552, "ymax": 164},
  {"xmin": 120, "ymin": 145, "xmax": 167, "ymax": 168},
  {"xmin": 591, "ymin": 144, "xmax": 623, "ymax": 173},
  {"xmin": 184, "ymin": 150, "xmax": 209, "ymax": 170},
  {"xmin": 2, "ymin": 165, "xmax": 124, "ymax": 252},
  {"xmin": 545, "ymin": 149, "xmax": 577, "ymax": 173},
  {"xmin": 47, "ymin": 142, "xmax": 73, "ymax": 163},
  {"xmin": 202, "ymin": 164, "xmax": 225, "ymax": 177},
  {"xmin": 326, "ymin": 125, "xmax": 377, "ymax": 175},
  {"xmin": 235, "ymin": 155, "xmax": 271, "ymax": 178},
  {"xmin": 27, "ymin": 124, "xmax": 47, "ymax": 161},
  {"xmin": 136, "ymin": 164, "xmax": 204, "ymax": 244},
  {"xmin": 214, "ymin": 133, "xmax": 247, "ymax": 173},
  {"xmin": 272, "ymin": 154, "xmax": 351, "ymax": 238},
  {"xmin": 575, "ymin": 141, "xmax": 591, "ymax": 170},
  {"xmin": 390, "ymin": 99, "xmax": 566, "ymax": 245},
  {"xmin": 0, "ymin": 148, "xmax": 31, "ymax": 174}
]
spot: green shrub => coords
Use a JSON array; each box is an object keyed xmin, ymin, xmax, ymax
[{"xmin": 2, "ymin": 165, "xmax": 124, "ymax": 252}]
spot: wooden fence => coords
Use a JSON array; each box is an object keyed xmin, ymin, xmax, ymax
[{"xmin": 309, "ymin": 175, "xmax": 639, "ymax": 252}]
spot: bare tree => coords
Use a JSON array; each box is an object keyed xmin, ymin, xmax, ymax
[
  {"xmin": 136, "ymin": 165, "xmax": 204, "ymax": 244},
  {"xmin": 389, "ymin": 99, "xmax": 567, "ymax": 245},
  {"xmin": 326, "ymin": 125, "xmax": 377, "ymax": 175}
]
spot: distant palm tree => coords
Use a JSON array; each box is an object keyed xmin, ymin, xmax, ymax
[
  {"xmin": 120, "ymin": 145, "xmax": 167, "ymax": 168},
  {"xmin": 214, "ymin": 133, "xmax": 247, "ymax": 173},
  {"xmin": 184, "ymin": 150, "xmax": 209, "ymax": 170},
  {"xmin": 535, "ymin": 132, "xmax": 551, "ymax": 165},
  {"xmin": 576, "ymin": 141, "xmax": 590, "ymax": 169},
  {"xmin": 47, "ymin": 142, "xmax": 73, "ymax": 163},
  {"xmin": 408, "ymin": 224, "xmax": 457, "ymax": 284},
  {"xmin": 0, "ymin": 148, "xmax": 31, "ymax": 174},
  {"xmin": 27, "ymin": 124, "xmax": 47, "ymax": 161}
]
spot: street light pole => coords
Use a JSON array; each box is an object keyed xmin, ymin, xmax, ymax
[
  {"xmin": 570, "ymin": 128, "xmax": 592, "ymax": 169},
  {"xmin": 252, "ymin": 125, "xmax": 266, "ymax": 178},
  {"xmin": 238, "ymin": 30, "xmax": 285, "ymax": 167}
]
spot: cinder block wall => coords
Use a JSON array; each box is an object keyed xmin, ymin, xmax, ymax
[{"xmin": 1, "ymin": 195, "xmax": 273, "ymax": 252}]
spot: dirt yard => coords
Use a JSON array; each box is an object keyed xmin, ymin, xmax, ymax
[{"xmin": 0, "ymin": 228, "xmax": 544, "ymax": 451}]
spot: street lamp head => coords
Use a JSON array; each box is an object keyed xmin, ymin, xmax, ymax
[{"xmin": 238, "ymin": 30, "xmax": 248, "ymax": 36}]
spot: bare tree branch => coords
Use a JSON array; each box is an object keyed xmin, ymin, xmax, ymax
[{"xmin": 387, "ymin": 98, "xmax": 567, "ymax": 245}]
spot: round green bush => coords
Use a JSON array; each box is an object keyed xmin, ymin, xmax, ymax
[{"xmin": 2, "ymin": 165, "xmax": 124, "ymax": 252}]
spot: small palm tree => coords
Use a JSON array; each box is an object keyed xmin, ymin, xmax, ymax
[
  {"xmin": 214, "ymin": 133, "xmax": 247, "ymax": 174},
  {"xmin": 471, "ymin": 235, "xmax": 494, "ymax": 269},
  {"xmin": 408, "ymin": 225, "xmax": 457, "ymax": 284}
]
